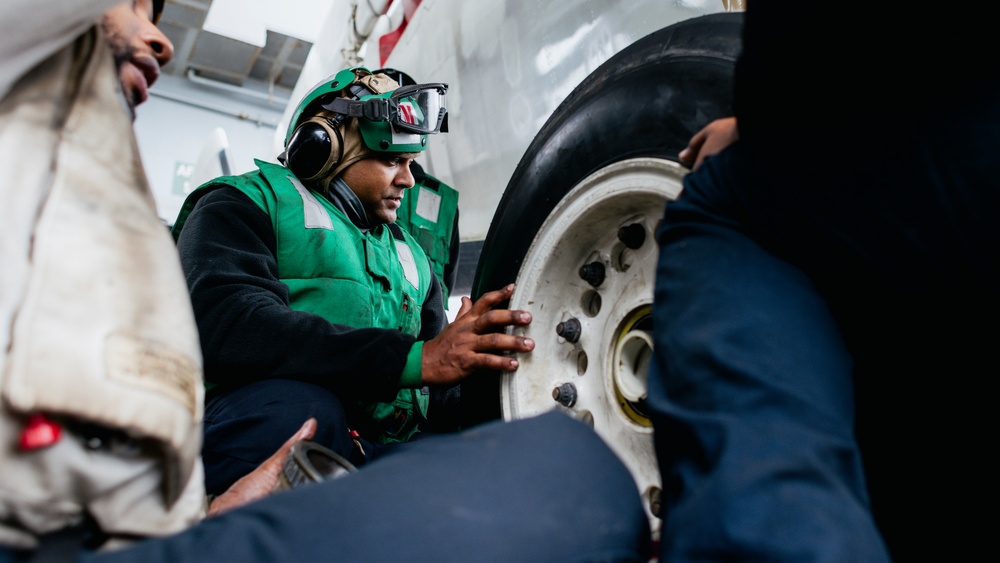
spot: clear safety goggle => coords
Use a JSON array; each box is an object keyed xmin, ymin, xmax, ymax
[{"xmin": 323, "ymin": 83, "xmax": 449, "ymax": 135}]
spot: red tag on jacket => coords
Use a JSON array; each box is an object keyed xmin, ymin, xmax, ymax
[{"xmin": 19, "ymin": 413, "xmax": 62, "ymax": 451}]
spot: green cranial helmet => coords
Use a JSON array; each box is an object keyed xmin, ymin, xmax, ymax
[{"xmin": 285, "ymin": 67, "xmax": 448, "ymax": 154}]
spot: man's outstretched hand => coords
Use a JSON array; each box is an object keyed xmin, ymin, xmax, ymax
[
  {"xmin": 207, "ymin": 417, "xmax": 317, "ymax": 517},
  {"xmin": 421, "ymin": 284, "xmax": 533, "ymax": 386},
  {"xmin": 678, "ymin": 116, "xmax": 738, "ymax": 171}
]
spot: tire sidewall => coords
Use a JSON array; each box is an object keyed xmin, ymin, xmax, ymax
[{"xmin": 462, "ymin": 13, "xmax": 743, "ymax": 427}]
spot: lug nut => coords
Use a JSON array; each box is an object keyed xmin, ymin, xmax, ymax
[
  {"xmin": 552, "ymin": 382, "xmax": 578, "ymax": 407},
  {"xmin": 650, "ymin": 499, "xmax": 663, "ymax": 518},
  {"xmin": 556, "ymin": 317, "xmax": 582, "ymax": 343},
  {"xmin": 648, "ymin": 487, "xmax": 664, "ymax": 519},
  {"xmin": 578, "ymin": 261, "xmax": 605, "ymax": 287}
]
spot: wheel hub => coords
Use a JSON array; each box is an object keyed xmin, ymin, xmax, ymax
[
  {"xmin": 500, "ymin": 157, "xmax": 686, "ymax": 531},
  {"xmin": 612, "ymin": 306, "xmax": 652, "ymax": 426}
]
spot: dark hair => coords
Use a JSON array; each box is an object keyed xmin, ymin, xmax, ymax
[{"xmin": 153, "ymin": 0, "xmax": 165, "ymax": 24}]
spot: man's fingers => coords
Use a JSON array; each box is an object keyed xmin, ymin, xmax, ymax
[
  {"xmin": 423, "ymin": 284, "xmax": 537, "ymax": 385},
  {"xmin": 680, "ymin": 131, "xmax": 707, "ymax": 163},
  {"xmin": 457, "ymin": 296, "xmax": 474, "ymax": 317},
  {"xmin": 271, "ymin": 417, "xmax": 317, "ymax": 461},
  {"xmin": 469, "ymin": 350, "xmax": 525, "ymax": 372},
  {"xmin": 472, "ymin": 308, "xmax": 532, "ymax": 333},
  {"xmin": 470, "ymin": 283, "xmax": 515, "ymax": 313},
  {"xmin": 208, "ymin": 418, "xmax": 318, "ymax": 517},
  {"xmin": 290, "ymin": 417, "xmax": 317, "ymax": 444},
  {"xmin": 473, "ymin": 331, "xmax": 534, "ymax": 353}
]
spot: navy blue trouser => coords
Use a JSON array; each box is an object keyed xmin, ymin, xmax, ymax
[
  {"xmin": 72, "ymin": 412, "xmax": 649, "ymax": 562},
  {"xmin": 649, "ymin": 87, "xmax": 1000, "ymax": 561},
  {"xmin": 201, "ymin": 379, "xmax": 380, "ymax": 496}
]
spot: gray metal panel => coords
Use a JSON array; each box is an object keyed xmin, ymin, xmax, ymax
[
  {"xmin": 157, "ymin": 0, "xmax": 307, "ymax": 96},
  {"xmin": 189, "ymin": 32, "xmax": 260, "ymax": 84}
]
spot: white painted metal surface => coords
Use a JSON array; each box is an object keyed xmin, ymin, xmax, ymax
[{"xmin": 280, "ymin": 0, "xmax": 732, "ymax": 241}]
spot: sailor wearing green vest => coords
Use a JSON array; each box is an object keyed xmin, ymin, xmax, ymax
[
  {"xmin": 375, "ymin": 68, "xmax": 461, "ymax": 305},
  {"xmin": 171, "ymin": 66, "xmax": 534, "ymax": 497},
  {"xmin": 396, "ymin": 160, "xmax": 460, "ymax": 304}
]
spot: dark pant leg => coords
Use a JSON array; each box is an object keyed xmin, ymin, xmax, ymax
[
  {"xmin": 84, "ymin": 412, "xmax": 652, "ymax": 563},
  {"xmin": 817, "ymin": 96, "xmax": 1000, "ymax": 561},
  {"xmin": 648, "ymin": 146, "xmax": 891, "ymax": 562},
  {"xmin": 202, "ymin": 379, "xmax": 354, "ymax": 496}
]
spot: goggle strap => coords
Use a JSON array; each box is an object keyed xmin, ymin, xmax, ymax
[{"xmin": 323, "ymin": 98, "xmax": 390, "ymax": 122}]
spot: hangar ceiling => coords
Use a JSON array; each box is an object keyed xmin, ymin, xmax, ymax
[{"xmin": 156, "ymin": 0, "xmax": 312, "ymax": 104}]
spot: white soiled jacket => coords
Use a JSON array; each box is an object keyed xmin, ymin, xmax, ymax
[{"xmin": 0, "ymin": 0, "xmax": 206, "ymax": 551}]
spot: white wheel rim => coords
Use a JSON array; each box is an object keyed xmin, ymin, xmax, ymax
[{"xmin": 501, "ymin": 157, "xmax": 685, "ymax": 531}]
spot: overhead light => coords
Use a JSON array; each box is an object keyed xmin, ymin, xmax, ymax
[{"xmin": 203, "ymin": 0, "xmax": 333, "ymax": 46}]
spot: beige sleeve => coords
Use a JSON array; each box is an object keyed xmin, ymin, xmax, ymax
[{"xmin": 0, "ymin": 0, "xmax": 121, "ymax": 99}]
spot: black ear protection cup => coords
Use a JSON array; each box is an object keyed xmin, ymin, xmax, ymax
[
  {"xmin": 284, "ymin": 79, "xmax": 378, "ymax": 183},
  {"xmin": 285, "ymin": 116, "xmax": 344, "ymax": 183}
]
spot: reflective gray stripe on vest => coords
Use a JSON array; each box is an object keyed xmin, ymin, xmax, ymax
[
  {"xmin": 289, "ymin": 176, "xmax": 334, "ymax": 230},
  {"xmin": 395, "ymin": 240, "xmax": 420, "ymax": 289},
  {"xmin": 415, "ymin": 187, "xmax": 442, "ymax": 223}
]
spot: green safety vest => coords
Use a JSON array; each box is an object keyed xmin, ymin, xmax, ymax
[
  {"xmin": 394, "ymin": 172, "xmax": 458, "ymax": 303},
  {"xmin": 173, "ymin": 159, "xmax": 434, "ymax": 443}
]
